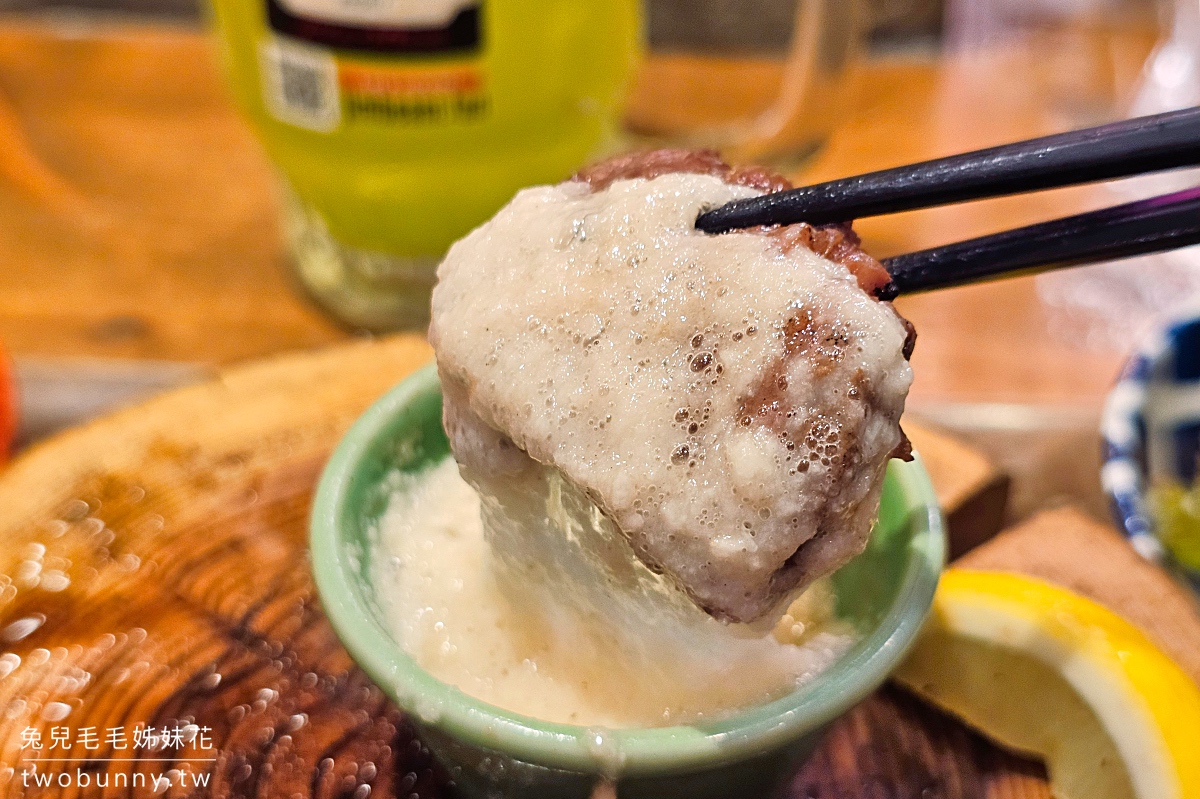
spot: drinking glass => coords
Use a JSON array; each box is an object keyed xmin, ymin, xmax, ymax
[{"xmin": 624, "ymin": 0, "xmax": 866, "ymax": 169}]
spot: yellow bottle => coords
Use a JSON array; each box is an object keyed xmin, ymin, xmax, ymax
[{"xmin": 208, "ymin": 0, "xmax": 641, "ymax": 330}]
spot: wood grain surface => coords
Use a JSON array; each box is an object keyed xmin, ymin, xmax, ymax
[
  {"xmin": 0, "ymin": 337, "xmax": 1054, "ymax": 798},
  {"xmin": 0, "ymin": 19, "xmax": 1158, "ymax": 406}
]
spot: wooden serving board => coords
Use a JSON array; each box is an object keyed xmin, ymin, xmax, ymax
[{"xmin": 0, "ymin": 336, "xmax": 1050, "ymax": 798}]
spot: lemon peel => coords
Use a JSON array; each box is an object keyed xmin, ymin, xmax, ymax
[{"xmin": 894, "ymin": 569, "xmax": 1200, "ymax": 799}]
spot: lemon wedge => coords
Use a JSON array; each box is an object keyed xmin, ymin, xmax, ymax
[{"xmin": 894, "ymin": 569, "xmax": 1200, "ymax": 799}]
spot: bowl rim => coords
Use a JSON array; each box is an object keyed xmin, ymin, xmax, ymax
[
  {"xmin": 311, "ymin": 363, "xmax": 946, "ymax": 776},
  {"xmin": 1100, "ymin": 329, "xmax": 1167, "ymax": 564},
  {"xmin": 1101, "ymin": 313, "xmax": 1200, "ymax": 590}
]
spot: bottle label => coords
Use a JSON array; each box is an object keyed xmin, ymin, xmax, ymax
[
  {"xmin": 259, "ymin": 0, "xmax": 487, "ymax": 133},
  {"xmin": 266, "ymin": 0, "xmax": 480, "ymax": 53}
]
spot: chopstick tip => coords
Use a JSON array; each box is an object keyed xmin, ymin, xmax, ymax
[
  {"xmin": 694, "ymin": 207, "xmax": 726, "ymax": 235},
  {"xmin": 875, "ymin": 281, "xmax": 899, "ymax": 301}
]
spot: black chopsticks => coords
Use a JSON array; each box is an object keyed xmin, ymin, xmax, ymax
[
  {"xmin": 695, "ymin": 107, "xmax": 1200, "ymax": 297},
  {"xmin": 877, "ymin": 187, "xmax": 1200, "ymax": 298},
  {"xmin": 697, "ymin": 106, "xmax": 1200, "ymax": 232}
]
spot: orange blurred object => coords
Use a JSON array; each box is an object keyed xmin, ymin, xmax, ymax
[{"xmin": 0, "ymin": 344, "xmax": 15, "ymax": 462}]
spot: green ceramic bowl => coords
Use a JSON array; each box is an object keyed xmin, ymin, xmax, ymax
[{"xmin": 311, "ymin": 364, "xmax": 945, "ymax": 799}]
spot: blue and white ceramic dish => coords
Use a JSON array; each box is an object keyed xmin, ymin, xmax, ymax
[{"xmin": 1101, "ymin": 310, "xmax": 1200, "ymax": 594}]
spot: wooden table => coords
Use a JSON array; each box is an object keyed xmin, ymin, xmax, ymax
[
  {"xmin": 0, "ymin": 24, "xmax": 1190, "ymax": 798},
  {"xmin": 0, "ymin": 336, "xmax": 1056, "ymax": 799},
  {"xmin": 0, "ymin": 20, "xmax": 1158, "ymax": 408},
  {"xmin": 5, "ymin": 335, "xmax": 1197, "ymax": 798}
]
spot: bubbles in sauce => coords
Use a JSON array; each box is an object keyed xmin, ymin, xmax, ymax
[
  {"xmin": 373, "ymin": 460, "xmax": 853, "ymax": 728},
  {"xmin": 430, "ymin": 172, "xmax": 912, "ymax": 622}
]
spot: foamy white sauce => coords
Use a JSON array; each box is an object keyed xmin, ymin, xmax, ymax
[
  {"xmin": 374, "ymin": 459, "xmax": 854, "ymax": 728},
  {"xmin": 430, "ymin": 172, "xmax": 911, "ymax": 621}
]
